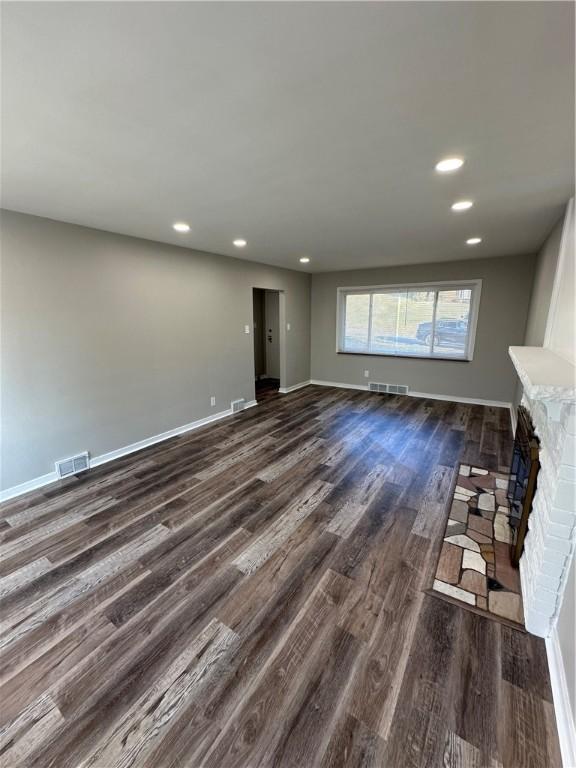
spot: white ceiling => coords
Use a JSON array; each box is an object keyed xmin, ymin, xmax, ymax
[{"xmin": 2, "ymin": 2, "xmax": 574, "ymax": 272}]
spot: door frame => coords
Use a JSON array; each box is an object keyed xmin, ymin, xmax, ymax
[{"xmin": 251, "ymin": 287, "xmax": 287, "ymax": 399}]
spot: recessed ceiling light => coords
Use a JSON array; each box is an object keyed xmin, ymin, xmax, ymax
[
  {"xmin": 451, "ymin": 200, "xmax": 474, "ymax": 212},
  {"xmin": 435, "ymin": 157, "xmax": 464, "ymax": 173},
  {"xmin": 233, "ymin": 239, "xmax": 247, "ymax": 248},
  {"xmin": 173, "ymin": 222, "xmax": 190, "ymax": 233},
  {"xmin": 466, "ymin": 237, "xmax": 482, "ymax": 245},
  {"xmin": 299, "ymin": 257, "xmax": 310, "ymax": 263}
]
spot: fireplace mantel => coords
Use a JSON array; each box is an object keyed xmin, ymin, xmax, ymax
[{"xmin": 509, "ymin": 346, "xmax": 576, "ymax": 421}]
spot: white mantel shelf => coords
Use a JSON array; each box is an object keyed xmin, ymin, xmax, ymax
[{"xmin": 509, "ymin": 346, "xmax": 576, "ymax": 406}]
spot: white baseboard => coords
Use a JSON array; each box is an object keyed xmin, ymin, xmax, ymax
[
  {"xmin": 89, "ymin": 407, "xmax": 235, "ymax": 470},
  {"xmin": 0, "ymin": 400, "xmax": 258, "ymax": 503},
  {"xmin": 0, "ymin": 378, "xmax": 510, "ymax": 502},
  {"xmin": 0, "ymin": 471, "xmax": 61, "ymax": 503},
  {"xmin": 278, "ymin": 380, "xmax": 311, "ymax": 394},
  {"xmin": 546, "ymin": 628, "xmax": 576, "ymax": 768},
  {"xmin": 310, "ymin": 379, "xmax": 368, "ymax": 391},
  {"xmin": 309, "ymin": 379, "xmax": 512, "ymax": 409},
  {"xmin": 409, "ymin": 390, "xmax": 512, "ymax": 409}
]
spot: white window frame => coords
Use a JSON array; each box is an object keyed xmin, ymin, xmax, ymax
[{"xmin": 336, "ymin": 279, "xmax": 482, "ymax": 361}]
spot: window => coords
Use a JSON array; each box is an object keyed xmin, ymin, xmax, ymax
[{"xmin": 337, "ymin": 280, "xmax": 481, "ymax": 360}]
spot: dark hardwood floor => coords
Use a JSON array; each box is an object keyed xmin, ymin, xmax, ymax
[
  {"xmin": 0, "ymin": 386, "xmax": 561, "ymax": 767},
  {"xmin": 255, "ymin": 378, "xmax": 280, "ymax": 402}
]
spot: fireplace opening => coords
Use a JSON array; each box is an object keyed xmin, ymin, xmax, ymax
[{"xmin": 507, "ymin": 405, "xmax": 540, "ymax": 567}]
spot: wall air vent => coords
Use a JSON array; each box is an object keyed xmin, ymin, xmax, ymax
[
  {"xmin": 231, "ymin": 399, "xmax": 246, "ymax": 413},
  {"xmin": 55, "ymin": 452, "xmax": 90, "ymax": 479},
  {"xmin": 388, "ymin": 384, "xmax": 409, "ymax": 395},
  {"xmin": 368, "ymin": 382, "xmax": 409, "ymax": 395},
  {"xmin": 369, "ymin": 382, "xmax": 388, "ymax": 393}
]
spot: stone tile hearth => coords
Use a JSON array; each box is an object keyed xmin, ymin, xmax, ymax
[{"xmin": 430, "ymin": 464, "xmax": 524, "ymax": 627}]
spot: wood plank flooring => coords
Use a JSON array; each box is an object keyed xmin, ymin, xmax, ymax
[{"xmin": 0, "ymin": 386, "xmax": 562, "ymax": 767}]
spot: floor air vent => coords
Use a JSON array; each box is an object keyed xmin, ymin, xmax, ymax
[
  {"xmin": 55, "ymin": 452, "xmax": 90, "ymax": 479},
  {"xmin": 231, "ymin": 399, "xmax": 246, "ymax": 413},
  {"xmin": 368, "ymin": 382, "xmax": 409, "ymax": 395}
]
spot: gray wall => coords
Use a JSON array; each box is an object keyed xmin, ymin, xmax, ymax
[
  {"xmin": 310, "ymin": 254, "xmax": 536, "ymax": 404},
  {"xmin": 545, "ymin": 202, "xmax": 575, "ymax": 366},
  {"xmin": 512, "ymin": 216, "xmax": 564, "ymax": 410},
  {"xmin": 1, "ymin": 210, "xmax": 311, "ymax": 490},
  {"xmin": 523, "ymin": 216, "xmax": 564, "ymax": 346}
]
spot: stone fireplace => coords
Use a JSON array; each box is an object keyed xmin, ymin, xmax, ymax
[{"xmin": 509, "ymin": 346, "xmax": 576, "ymax": 638}]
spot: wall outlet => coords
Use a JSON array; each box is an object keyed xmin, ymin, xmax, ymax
[
  {"xmin": 244, "ymin": 324, "xmax": 250, "ymax": 334},
  {"xmin": 364, "ymin": 370, "xmax": 370, "ymax": 378},
  {"xmin": 210, "ymin": 396, "xmax": 216, "ymax": 407}
]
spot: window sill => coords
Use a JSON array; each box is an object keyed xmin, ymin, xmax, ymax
[{"xmin": 337, "ymin": 351, "xmax": 471, "ymax": 362}]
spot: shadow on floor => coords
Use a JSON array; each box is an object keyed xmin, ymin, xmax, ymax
[{"xmin": 255, "ymin": 378, "xmax": 280, "ymax": 402}]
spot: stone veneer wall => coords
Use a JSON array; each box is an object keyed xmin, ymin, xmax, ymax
[{"xmin": 520, "ymin": 395, "xmax": 576, "ymax": 637}]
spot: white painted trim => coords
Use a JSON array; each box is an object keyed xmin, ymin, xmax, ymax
[
  {"xmin": 310, "ymin": 379, "xmax": 369, "ymax": 392},
  {"xmin": 509, "ymin": 403, "xmax": 517, "ymax": 436},
  {"xmin": 309, "ymin": 378, "xmax": 512, "ymax": 409},
  {"xmin": 278, "ymin": 290, "xmax": 288, "ymax": 390},
  {"xmin": 0, "ymin": 378, "xmax": 509, "ymax": 502},
  {"xmin": 278, "ymin": 380, "xmax": 311, "ymax": 394},
  {"xmin": 0, "ymin": 402, "xmax": 258, "ymax": 503},
  {"xmin": 89, "ymin": 407, "xmax": 235, "ymax": 469},
  {"xmin": 0, "ymin": 471, "xmax": 60, "ymax": 503},
  {"xmin": 546, "ymin": 628, "xmax": 576, "ymax": 768},
  {"xmin": 408, "ymin": 391, "xmax": 511, "ymax": 409}
]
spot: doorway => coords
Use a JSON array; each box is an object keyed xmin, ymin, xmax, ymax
[{"xmin": 253, "ymin": 288, "xmax": 281, "ymax": 401}]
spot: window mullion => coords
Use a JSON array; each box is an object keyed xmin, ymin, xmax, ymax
[
  {"xmin": 367, "ymin": 292, "xmax": 374, "ymax": 353},
  {"xmin": 430, "ymin": 291, "xmax": 439, "ymax": 356}
]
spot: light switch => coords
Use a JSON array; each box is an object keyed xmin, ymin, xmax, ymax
[
  {"xmin": 244, "ymin": 325, "xmax": 250, "ymax": 334},
  {"xmin": 364, "ymin": 370, "xmax": 370, "ymax": 378},
  {"xmin": 287, "ymin": 323, "xmax": 291, "ymax": 331}
]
